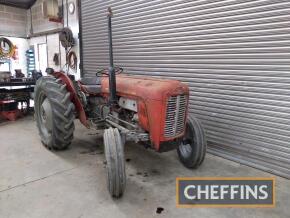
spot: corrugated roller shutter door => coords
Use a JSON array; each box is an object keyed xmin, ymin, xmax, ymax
[{"xmin": 81, "ymin": 0, "xmax": 290, "ymax": 178}]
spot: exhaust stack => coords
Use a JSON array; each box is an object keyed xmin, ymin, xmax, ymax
[{"xmin": 107, "ymin": 7, "xmax": 117, "ymax": 105}]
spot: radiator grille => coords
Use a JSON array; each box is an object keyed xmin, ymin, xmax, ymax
[{"xmin": 164, "ymin": 95, "xmax": 187, "ymax": 138}]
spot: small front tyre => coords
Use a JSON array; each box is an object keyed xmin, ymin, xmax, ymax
[
  {"xmin": 177, "ymin": 115, "xmax": 207, "ymax": 168},
  {"xmin": 103, "ymin": 128, "xmax": 126, "ymax": 198}
]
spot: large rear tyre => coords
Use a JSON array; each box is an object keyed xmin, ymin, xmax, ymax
[
  {"xmin": 103, "ymin": 128, "xmax": 126, "ymax": 198},
  {"xmin": 34, "ymin": 76, "xmax": 75, "ymax": 150},
  {"xmin": 177, "ymin": 115, "xmax": 207, "ymax": 168}
]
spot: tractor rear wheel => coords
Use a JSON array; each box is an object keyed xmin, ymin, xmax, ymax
[
  {"xmin": 34, "ymin": 76, "xmax": 75, "ymax": 150},
  {"xmin": 177, "ymin": 115, "xmax": 207, "ymax": 168},
  {"xmin": 103, "ymin": 128, "xmax": 126, "ymax": 198}
]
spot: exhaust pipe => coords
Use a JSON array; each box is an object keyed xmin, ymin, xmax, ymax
[{"xmin": 107, "ymin": 7, "xmax": 117, "ymax": 105}]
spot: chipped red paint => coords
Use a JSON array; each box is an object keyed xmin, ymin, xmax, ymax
[
  {"xmin": 52, "ymin": 72, "xmax": 89, "ymax": 128},
  {"xmin": 101, "ymin": 74, "xmax": 189, "ymax": 150},
  {"xmin": 51, "ymin": 72, "xmax": 189, "ymax": 151}
]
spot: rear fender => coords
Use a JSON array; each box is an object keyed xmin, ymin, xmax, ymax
[{"xmin": 51, "ymin": 72, "xmax": 89, "ymax": 128}]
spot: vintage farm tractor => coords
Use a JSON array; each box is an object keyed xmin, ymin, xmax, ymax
[{"xmin": 34, "ymin": 8, "xmax": 206, "ymax": 198}]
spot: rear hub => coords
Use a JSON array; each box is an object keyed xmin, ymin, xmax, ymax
[{"xmin": 40, "ymin": 97, "xmax": 53, "ymax": 134}]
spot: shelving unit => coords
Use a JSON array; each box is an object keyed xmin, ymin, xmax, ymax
[{"xmin": 25, "ymin": 48, "xmax": 35, "ymax": 77}]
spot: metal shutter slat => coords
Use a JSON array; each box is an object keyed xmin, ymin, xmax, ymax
[{"xmin": 81, "ymin": 0, "xmax": 290, "ymax": 178}]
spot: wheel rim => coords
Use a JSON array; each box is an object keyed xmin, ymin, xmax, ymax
[
  {"xmin": 179, "ymin": 124, "xmax": 194, "ymax": 159},
  {"xmin": 38, "ymin": 94, "xmax": 53, "ymax": 137}
]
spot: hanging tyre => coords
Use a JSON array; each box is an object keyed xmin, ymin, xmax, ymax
[
  {"xmin": 103, "ymin": 128, "xmax": 126, "ymax": 198},
  {"xmin": 34, "ymin": 76, "xmax": 75, "ymax": 150},
  {"xmin": 177, "ymin": 115, "xmax": 207, "ymax": 168}
]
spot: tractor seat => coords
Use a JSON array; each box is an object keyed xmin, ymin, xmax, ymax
[
  {"xmin": 80, "ymin": 77, "xmax": 102, "ymax": 94},
  {"xmin": 80, "ymin": 76, "xmax": 101, "ymax": 85}
]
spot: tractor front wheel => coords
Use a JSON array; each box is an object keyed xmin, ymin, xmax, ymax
[
  {"xmin": 177, "ymin": 115, "xmax": 207, "ymax": 168},
  {"xmin": 34, "ymin": 76, "xmax": 75, "ymax": 150},
  {"xmin": 103, "ymin": 128, "xmax": 126, "ymax": 198}
]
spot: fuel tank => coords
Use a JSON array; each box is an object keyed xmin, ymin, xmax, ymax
[
  {"xmin": 101, "ymin": 74, "xmax": 189, "ymax": 151},
  {"xmin": 101, "ymin": 74, "xmax": 188, "ymax": 100}
]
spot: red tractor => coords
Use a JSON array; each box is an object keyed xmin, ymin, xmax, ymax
[{"xmin": 34, "ymin": 8, "xmax": 206, "ymax": 198}]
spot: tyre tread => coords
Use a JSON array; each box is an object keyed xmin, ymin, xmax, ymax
[
  {"xmin": 34, "ymin": 76, "xmax": 75, "ymax": 150},
  {"xmin": 104, "ymin": 128, "xmax": 126, "ymax": 198},
  {"xmin": 177, "ymin": 115, "xmax": 207, "ymax": 169}
]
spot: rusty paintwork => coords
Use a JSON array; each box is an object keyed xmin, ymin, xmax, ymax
[
  {"xmin": 52, "ymin": 72, "xmax": 89, "ymax": 128},
  {"xmin": 101, "ymin": 74, "xmax": 189, "ymax": 150},
  {"xmin": 52, "ymin": 72, "xmax": 189, "ymax": 151}
]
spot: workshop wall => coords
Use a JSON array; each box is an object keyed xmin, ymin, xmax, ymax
[
  {"xmin": 47, "ymin": 33, "xmax": 64, "ymax": 71},
  {"xmin": 63, "ymin": 0, "xmax": 80, "ymax": 79},
  {"xmin": 0, "ymin": 36, "xmax": 29, "ymax": 75},
  {"xmin": 27, "ymin": 0, "xmax": 80, "ymax": 79},
  {"xmin": 0, "ymin": 0, "xmax": 79, "ymax": 77},
  {"xmin": 28, "ymin": 35, "xmax": 63, "ymax": 74},
  {"xmin": 29, "ymin": 36, "xmax": 47, "ymax": 73},
  {"xmin": 0, "ymin": 4, "xmax": 27, "ymax": 37},
  {"xmin": 27, "ymin": 0, "xmax": 63, "ymax": 35}
]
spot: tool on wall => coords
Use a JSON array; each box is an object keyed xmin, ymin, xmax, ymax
[
  {"xmin": 0, "ymin": 38, "xmax": 15, "ymax": 58},
  {"xmin": 12, "ymin": 46, "xmax": 19, "ymax": 60},
  {"xmin": 53, "ymin": 53, "xmax": 60, "ymax": 66},
  {"xmin": 67, "ymin": 51, "xmax": 77, "ymax": 69},
  {"xmin": 59, "ymin": 27, "xmax": 74, "ymax": 48},
  {"xmin": 59, "ymin": 27, "xmax": 77, "ymax": 73}
]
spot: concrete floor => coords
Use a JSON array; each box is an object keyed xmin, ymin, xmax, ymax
[{"xmin": 0, "ymin": 116, "xmax": 289, "ymax": 218}]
